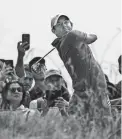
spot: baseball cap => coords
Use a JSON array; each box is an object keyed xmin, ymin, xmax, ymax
[
  {"xmin": 45, "ymin": 69, "xmax": 62, "ymax": 79},
  {"xmin": 51, "ymin": 14, "xmax": 69, "ymax": 29},
  {"xmin": 29, "ymin": 57, "xmax": 45, "ymax": 70}
]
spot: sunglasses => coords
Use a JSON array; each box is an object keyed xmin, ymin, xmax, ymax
[
  {"xmin": 9, "ymin": 87, "xmax": 23, "ymax": 93},
  {"xmin": 31, "ymin": 63, "xmax": 46, "ymax": 73}
]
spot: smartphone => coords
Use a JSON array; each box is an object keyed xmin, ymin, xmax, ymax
[
  {"xmin": 5, "ymin": 60, "xmax": 14, "ymax": 68},
  {"xmin": 22, "ymin": 34, "xmax": 30, "ymax": 50},
  {"xmin": 45, "ymin": 90, "xmax": 62, "ymax": 107}
]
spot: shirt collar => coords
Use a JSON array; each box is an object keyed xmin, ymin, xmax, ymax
[{"xmin": 51, "ymin": 38, "xmax": 62, "ymax": 49}]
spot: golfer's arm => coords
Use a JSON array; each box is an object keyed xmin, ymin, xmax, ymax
[{"xmin": 85, "ymin": 34, "xmax": 97, "ymax": 44}]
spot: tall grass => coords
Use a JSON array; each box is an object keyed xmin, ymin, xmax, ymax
[{"xmin": 0, "ymin": 91, "xmax": 121, "ymax": 139}]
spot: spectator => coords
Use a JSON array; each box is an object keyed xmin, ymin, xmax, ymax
[
  {"xmin": 116, "ymin": 55, "xmax": 122, "ymax": 95},
  {"xmin": 0, "ymin": 80, "xmax": 39, "ymax": 122},
  {"xmin": 0, "ymin": 61, "xmax": 6, "ymax": 105},
  {"xmin": 0, "ymin": 60, "xmax": 6, "ymax": 92},
  {"xmin": 19, "ymin": 64, "xmax": 33, "ymax": 108},
  {"xmin": 0, "ymin": 59, "xmax": 4, "ymax": 103},
  {"xmin": 113, "ymin": 55, "xmax": 122, "ymax": 112},
  {"xmin": 29, "ymin": 57, "xmax": 47, "ymax": 100},
  {"xmin": 118, "ymin": 55, "xmax": 122, "ymax": 74},
  {"xmin": 20, "ymin": 64, "xmax": 33, "ymax": 92},
  {"xmin": 51, "ymin": 14, "xmax": 111, "ymax": 116},
  {"xmin": 29, "ymin": 69, "xmax": 70, "ymax": 117},
  {"xmin": 104, "ymin": 74, "xmax": 119, "ymax": 100},
  {"xmin": 45, "ymin": 69, "xmax": 70, "ymax": 102},
  {"xmin": 0, "ymin": 60, "xmax": 19, "ymax": 107},
  {"xmin": 0, "ymin": 60, "xmax": 18, "ymax": 92},
  {"xmin": 1, "ymin": 80, "xmax": 26, "ymax": 110}
]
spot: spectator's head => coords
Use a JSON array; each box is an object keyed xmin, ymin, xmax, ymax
[
  {"xmin": 1, "ymin": 80, "xmax": 26, "ymax": 109},
  {"xmin": 118, "ymin": 55, "xmax": 122, "ymax": 74},
  {"xmin": 29, "ymin": 57, "xmax": 46, "ymax": 80},
  {"xmin": 19, "ymin": 64, "xmax": 33, "ymax": 91},
  {"xmin": 45, "ymin": 69, "xmax": 63, "ymax": 91},
  {"xmin": 45, "ymin": 69, "xmax": 69, "ymax": 107},
  {"xmin": 51, "ymin": 14, "xmax": 73, "ymax": 38}
]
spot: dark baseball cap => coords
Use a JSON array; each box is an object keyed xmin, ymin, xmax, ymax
[{"xmin": 29, "ymin": 57, "xmax": 45, "ymax": 70}]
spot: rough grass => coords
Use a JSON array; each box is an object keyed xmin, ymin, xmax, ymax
[{"xmin": 0, "ymin": 94, "xmax": 121, "ymax": 139}]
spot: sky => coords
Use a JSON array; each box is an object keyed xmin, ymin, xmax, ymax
[{"xmin": 0, "ymin": 0, "xmax": 121, "ymax": 93}]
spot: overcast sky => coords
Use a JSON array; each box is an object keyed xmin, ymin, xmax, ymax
[{"xmin": 0, "ymin": 0, "xmax": 121, "ymax": 92}]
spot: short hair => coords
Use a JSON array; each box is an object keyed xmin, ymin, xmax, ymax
[{"xmin": 29, "ymin": 57, "xmax": 45, "ymax": 71}]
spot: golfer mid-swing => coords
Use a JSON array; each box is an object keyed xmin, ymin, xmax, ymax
[{"xmin": 51, "ymin": 14, "xmax": 111, "ymax": 117}]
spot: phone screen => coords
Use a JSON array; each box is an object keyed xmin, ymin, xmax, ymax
[{"xmin": 22, "ymin": 34, "xmax": 30, "ymax": 50}]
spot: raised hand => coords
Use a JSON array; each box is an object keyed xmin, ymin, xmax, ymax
[{"xmin": 17, "ymin": 41, "xmax": 29, "ymax": 57}]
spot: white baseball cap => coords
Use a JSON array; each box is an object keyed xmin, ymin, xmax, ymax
[{"xmin": 51, "ymin": 14, "xmax": 70, "ymax": 29}]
